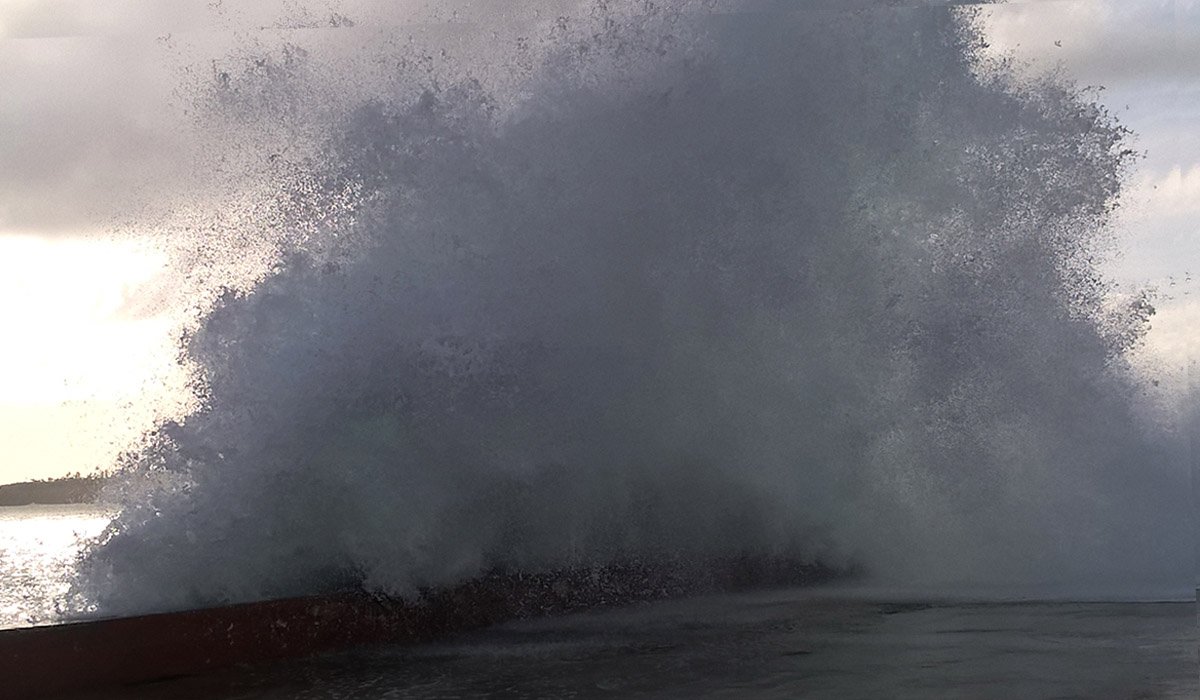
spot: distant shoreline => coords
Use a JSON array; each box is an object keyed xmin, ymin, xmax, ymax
[{"xmin": 0, "ymin": 476, "xmax": 106, "ymax": 507}]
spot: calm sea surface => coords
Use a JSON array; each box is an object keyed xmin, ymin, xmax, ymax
[{"xmin": 0, "ymin": 503, "xmax": 113, "ymax": 628}]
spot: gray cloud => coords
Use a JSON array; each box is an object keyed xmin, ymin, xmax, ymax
[
  {"xmin": 981, "ymin": 0, "xmax": 1200, "ymax": 86},
  {"xmin": 0, "ymin": 0, "xmax": 372, "ymax": 233},
  {"xmin": 0, "ymin": 1, "xmax": 338, "ymax": 40},
  {"xmin": 0, "ymin": 37, "xmax": 187, "ymax": 231},
  {"xmin": 2, "ymin": 0, "xmax": 1197, "ymax": 236}
]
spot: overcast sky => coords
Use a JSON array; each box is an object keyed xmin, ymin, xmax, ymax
[
  {"xmin": 1, "ymin": 1, "xmax": 1195, "ymax": 260},
  {"xmin": 976, "ymin": 0, "xmax": 1200, "ymax": 375},
  {"xmin": 0, "ymin": 0, "xmax": 1197, "ymax": 482}
]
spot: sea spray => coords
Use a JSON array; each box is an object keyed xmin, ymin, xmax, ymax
[{"xmin": 70, "ymin": 0, "xmax": 1193, "ymax": 617}]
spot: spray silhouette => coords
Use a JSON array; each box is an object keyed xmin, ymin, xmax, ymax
[{"xmin": 70, "ymin": 1, "xmax": 1192, "ymax": 617}]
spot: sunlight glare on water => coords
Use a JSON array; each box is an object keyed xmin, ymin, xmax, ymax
[{"xmin": 0, "ymin": 505, "xmax": 114, "ymax": 628}]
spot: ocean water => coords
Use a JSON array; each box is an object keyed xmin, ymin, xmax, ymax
[
  {"xmin": 74, "ymin": 589, "xmax": 1198, "ymax": 699},
  {"xmin": 1, "ymin": 508, "xmax": 1194, "ymax": 698},
  {"xmin": 0, "ymin": 504, "xmax": 113, "ymax": 628}
]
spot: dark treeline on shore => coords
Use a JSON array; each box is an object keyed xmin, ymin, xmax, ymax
[{"xmin": 0, "ymin": 473, "xmax": 108, "ymax": 506}]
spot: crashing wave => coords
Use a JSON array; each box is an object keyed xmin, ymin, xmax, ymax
[{"xmin": 69, "ymin": 1, "xmax": 1192, "ymax": 616}]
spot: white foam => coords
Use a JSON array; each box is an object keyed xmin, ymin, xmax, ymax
[{"xmin": 67, "ymin": 1, "xmax": 1194, "ymax": 617}]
